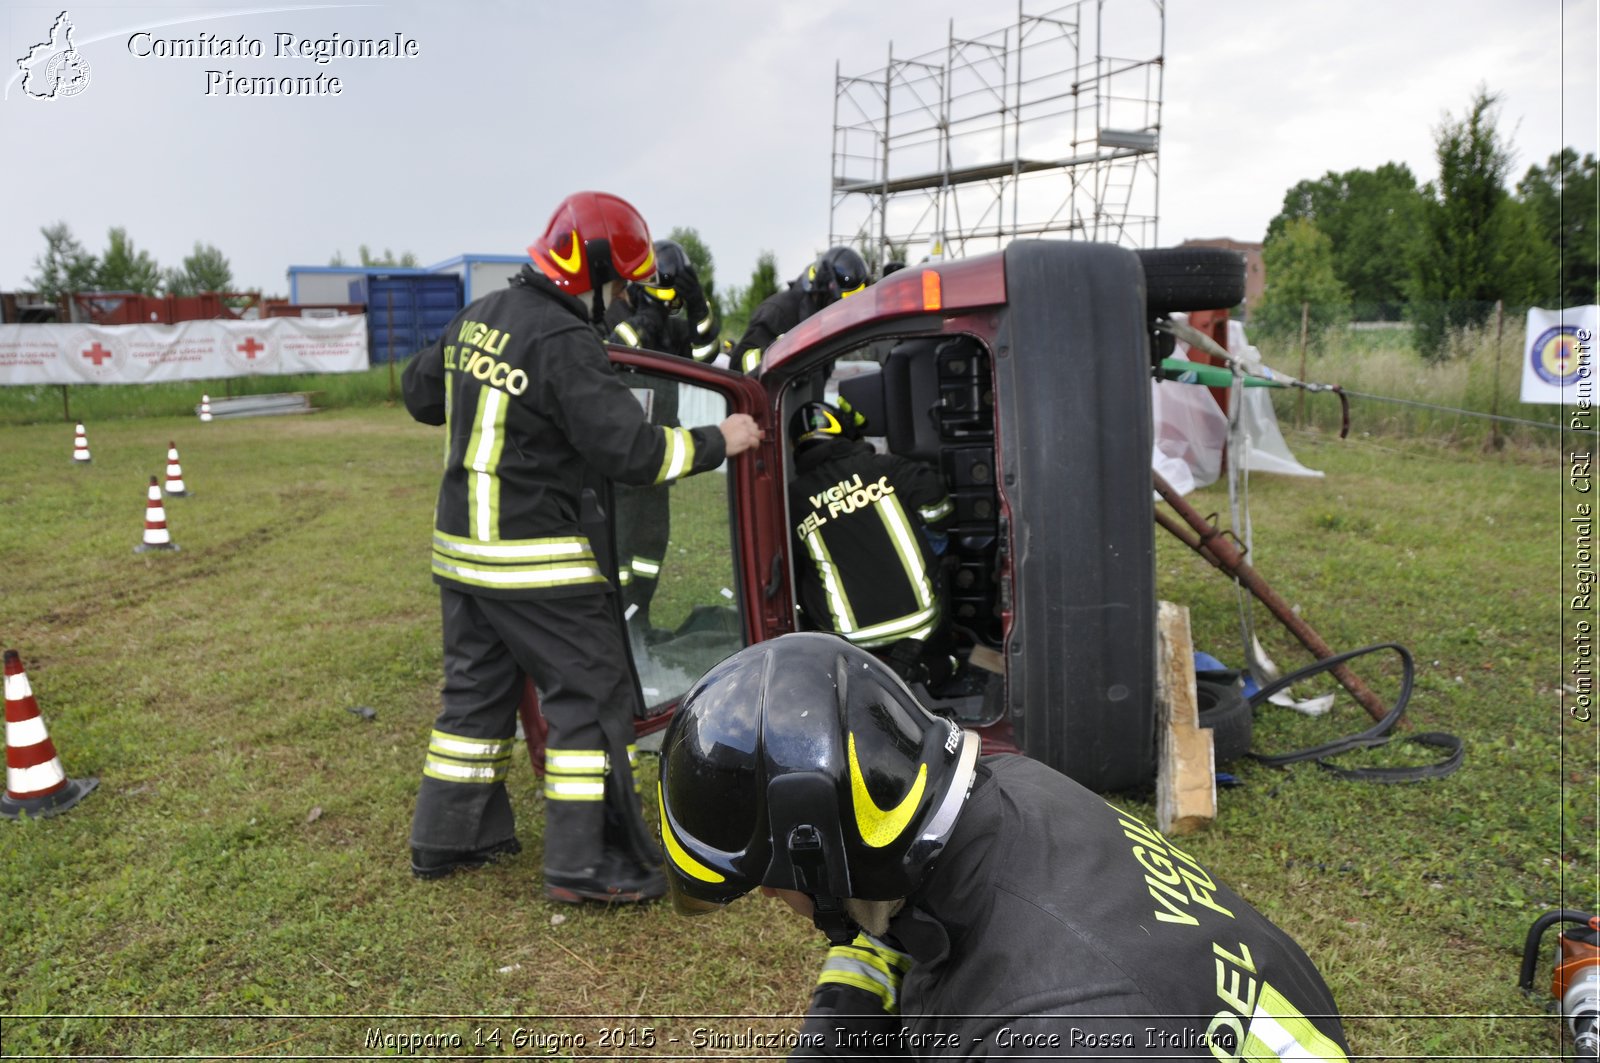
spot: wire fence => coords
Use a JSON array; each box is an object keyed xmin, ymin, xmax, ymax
[{"xmin": 1239, "ymin": 299, "xmax": 1582, "ymax": 449}]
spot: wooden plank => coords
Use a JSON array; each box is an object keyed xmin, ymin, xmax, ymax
[{"xmin": 1155, "ymin": 600, "xmax": 1216, "ymax": 835}]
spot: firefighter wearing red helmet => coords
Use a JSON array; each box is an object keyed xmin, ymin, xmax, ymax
[
  {"xmin": 401, "ymin": 191, "xmax": 762, "ymax": 903},
  {"xmin": 658, "ymin": 634, "xmax": 1352, "ymax": 1059},
  {"xmin": 729, "ymin": 246, "xmax": 870, "ymax": 376}
]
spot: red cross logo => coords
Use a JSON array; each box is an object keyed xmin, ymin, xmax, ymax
[
  {"xmin": 237, "ymin": 337, "xmax": 264, "ymax": 359},
  {"xmin": 82, "ymin": 342, "xmax": 112, "ymax": 366}
]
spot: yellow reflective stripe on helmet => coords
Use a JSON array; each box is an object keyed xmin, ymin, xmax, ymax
[
  {"xmin": 741, "ymin": 347, "xmax": 762, "ymax": 374},
  {"xmin": 466, "ymin": 386, "xmax": 508, "ymax": 541},
  {"xmin": 658, "ymin": 782, "xmax": 725, "ymax": 884},
  {"xmin": 920, "ymin": 496, "xmax": 954, "ymax": 523},
  {"xmin": 838, "ymin": 282, "xmax": 867, "ymax": 298},
  {"xmin": 816, "ymin": 934, "xmax": 910, "ymax": 1013},
  {"xmin": 612, "ymin": 321, "xmax": 642, "ymax": 347},
  {"xmin": 848, "ymin": 731, "xmax": 927, "ymax": 848},
  {"xmin": 642, "ymin": 285, "xmax": 677, "ymax": 302},
  {"xmin": 1240, "ymin": 982, "xmax": 1349, "ymax": 1061},
  {"xmin": 632, "ymin": 246, "xmax": 656, "ymax": 280},
  {"xmin": 549, "ymin": 229, "xmax": 582, "ymax": 274},
  {"xmin": 654, "ymin": 427, "xmax": 696, "ymax": 485}
]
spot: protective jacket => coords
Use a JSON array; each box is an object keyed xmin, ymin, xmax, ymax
[
  {"xmin": 731, "ymin": 281, "xmax": 819, "ymax": 375},
  {"xmin": 789, "ymin": 438, "xmax": 953, "ymax": 650},
  {"xmin": 402, "ymin": 267, "xmax": 727, "ymax": 600},
  {"xmin": 794, "ymin": 754, "xmax": 1351, "ymax": 1059}
]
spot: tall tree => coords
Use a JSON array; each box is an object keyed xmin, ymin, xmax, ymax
[
  {"xmin": 1408, "ymin": 88, "xmax": 1554, "ymax": 358},
  {"xmin": 26, "ymin": 222, "xmax": 98, "ymax": 300},
  {"xmin": 666, "ymin": 226, "xmax": 721, "ymax": 322},
  {"xmin": 1518, "ymin": 148, "xmax": 1599, "ymax": 306},
  {"xmin": 1253, "ymin": 218, "xmax": 1350, "ymax": 342},
  {"xmin": 163, "ymin": 242, "xmax": 234, "ymax": 295},
  {"xmin": 95, "ymin": 227, "xmax": 162, "ymax": 294},
  {"xmin": 357, "ymin": 245, "xmax": 419, "ymax": 267},
  {"xmin": 722, "ymin": 251, "xmax": 781, "ymax": 340},
  {"xmin": 1267, "ymin": 163, "xmax": 1425, "ymax": 315}
]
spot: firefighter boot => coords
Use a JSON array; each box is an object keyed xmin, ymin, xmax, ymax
[{"xmin": 411, "ymin": 837, "xmax": 522, "ymax": 879}]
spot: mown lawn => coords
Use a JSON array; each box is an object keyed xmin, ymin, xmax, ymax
[{"xmin": 0, "ymin": 404, "xmax": 1592, "ymax": 1058}]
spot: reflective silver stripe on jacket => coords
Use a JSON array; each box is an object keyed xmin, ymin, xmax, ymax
[{"xmin": 815, "ymin": 933, "xmax": 911, "ymax": 1013}]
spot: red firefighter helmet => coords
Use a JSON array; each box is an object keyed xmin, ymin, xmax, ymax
[{"xmin": 528, "ymin": 191, "xmax": 657, "ymax": 296}]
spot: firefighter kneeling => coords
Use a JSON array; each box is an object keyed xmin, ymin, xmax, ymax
[{"xmin": 657, "ymin": 634, "xmax": 1353, "ymax": 1060}]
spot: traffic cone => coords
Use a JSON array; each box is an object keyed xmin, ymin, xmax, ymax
[
  {"xmin": 163, "ymin": 441, "xmax": 187, "ymax": 497},
  {"xmin": 199, "ymin": 394, "xmax": 212, "ymax": 422},
  {"xmin": 1, "ymin": 649, "xmax": 97, "ymax": 820},
  {"xmin": 134, "ymin": 475, "xmax": 179, "ymax": 553},
  {"xmin": 72, "ymin": 423, "xmax": 91, "ymax": 464}
]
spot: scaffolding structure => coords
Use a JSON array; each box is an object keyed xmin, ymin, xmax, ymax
[{"xmin": 830, "ymin": 0, "xmax": 1165, "ymax": 269}]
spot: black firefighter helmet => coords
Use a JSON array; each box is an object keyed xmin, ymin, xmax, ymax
[{"xmin": 656, "ymin": 633, "xmax": 981, "ymax": 943}]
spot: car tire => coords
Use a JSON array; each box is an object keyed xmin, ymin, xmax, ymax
[
  {"xmin": 1139, "ymin": 248, "xmax": 1247, "ymax": 315},
  {"xmin": 1195, "ymin": 677, "xmax": 1253, "ymax": 765}
]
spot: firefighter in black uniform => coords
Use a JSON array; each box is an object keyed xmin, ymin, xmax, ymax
[
  {"xmin": 602, "ymin": 240, "xmax": 719, "ymax": 640},
  {"xmin": 658, "ymin": 634, "xmax": 1353, "ymax": 1060},
  {"xmin": 401, "ymin": 191, "xmax": 762, "ymax": 903},
  {"xmin": 787, "ymin": 401, "xmax": 955, "ymax": 687},
  {"xmin": 729, "ymin": 246, "xmax": 869, "ymax": 375}
]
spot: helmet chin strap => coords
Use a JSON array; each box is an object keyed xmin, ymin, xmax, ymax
[{"xmin": 787, "ymin": 824, "xmax": 859, "ymax": 945}]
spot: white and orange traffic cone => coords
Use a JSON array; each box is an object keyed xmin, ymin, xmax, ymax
[
  {"xmin": 134, "ymin": 475, "xmax": 178, "ymax": 553},
  {"xmin": 72, "ymin": 423, "xmax": 91, "ymax": 464},
  {"xmin": 1, "ymin": 649, "xmax": 97, "ymax": 820},
  {"xmin": 199, "ymin": 394, "xmax": 213, "ymax": 422},
  {"xmin": 163, "ymin": 441, "xmax": 187, "ymax": 497}
]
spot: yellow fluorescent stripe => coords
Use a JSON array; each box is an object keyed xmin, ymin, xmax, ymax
[
  {"xmin": 433, "ymin": 534, "xmax": 592, "ymax": 561},
  {"xmin": 879, "ymin": 499, "xmax": 934, "ymax": 609},
  {"xmin": 545, "ymin": 782, "xmax": 605, "ymax": 800},
  {"xmin": 920, "ymin": 497, "xmax": 953, "ymax": 521},
  {"xmin": 425, "ymin": 760, "xmax": 505, "ymax": 783},
  {"xmin": 803, "ymin": 530, "xmax": 856, "ymax": 633},
  {"xmin": 614, "ymin": 322, "xmax": 640, "ymax": 347},
  {"xmin": 848, "ymin": 731, "xmax": 927, "ymax": 848},
  {"xmin": 742, "ymin": 348, "xmax": 762, "ymax": 374},
  {"xmin": 545, "ymin": 751, "xmax": 607, "ymax": 772},
  {"xmin": 630, "ymin": 557, "xmax": 661, "ymax": 577},
  {"xmin": 469, "ymin": 387, "xmax": 506, "ymax": 541},
  {"xmin": 432, "ymin": 558, "xmax": 606, "ymax": 589},
  {"xmin": 430, "ymin": 732, "xmax": 513, "ymax": 758},
  {"xmin": 842, "ymin": 606, "xmax": 940, "ymax": 648},
  {"xmin": 659, "ymin": 783, "xmax": 725, "ymax": 884}
]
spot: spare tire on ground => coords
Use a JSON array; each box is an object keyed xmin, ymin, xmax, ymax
[{"xmin": 1195, "ymin": 676, "xmax": 1253, "ymax": 765}]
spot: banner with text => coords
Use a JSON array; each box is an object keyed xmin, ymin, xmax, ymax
[
  {"xmin": 0, "ymin": 316, "xmax": 369, "ymax": 386},
  {"xmin": 1522, "ymin": 305, "xmax": 1598, "ymax": 404}
]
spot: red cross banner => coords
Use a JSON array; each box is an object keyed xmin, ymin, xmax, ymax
[
  {"xmin": 1522, "ymin": 305, "xmax": 1598, "ymax": 405},
  {"xmin": 0, "ymin": 317, "xmax": 369, "ymax": 385}
]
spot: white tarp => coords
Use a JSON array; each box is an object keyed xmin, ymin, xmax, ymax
[
  {"xmin": 1522, "ymin": 305, "xmax": 1598, "ymax": 404},
  {"xmin": 1153, "ymin": 317, "xmax": 1321, "ymax": 494},
  {"xmin": 0, "ymin": 316, "xmax": 369, "ymax": 385}
]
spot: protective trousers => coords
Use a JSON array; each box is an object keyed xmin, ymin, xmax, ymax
[
  {"xmin": 410, "ymin": 588, "xmax": 654, "ymax": 877},
  {"xmin": 614, "ymin": 482, "xmax": 671, "ymax": 631}
]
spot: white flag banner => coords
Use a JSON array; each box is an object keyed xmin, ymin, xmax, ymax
[
  {"xmin": 0, "ymin": 316, "xmax": 369, "ymax": 386},
  {"xmin": 1522, "ymin": 305, "xmax": 1598, "ymax": 404}
]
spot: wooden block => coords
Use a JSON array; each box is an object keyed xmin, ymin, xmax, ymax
[
  {"xmin": 967, "ymin": 644, "xmax": 1005, "ymax": 675},
  {"xmin": 1155, "ymin": 600, "xmax": 1216, "ymax": 836}
]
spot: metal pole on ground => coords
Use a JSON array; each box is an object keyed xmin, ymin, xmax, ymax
[
  {"xmin": 1296, "ymin": 301, "xmax": 1310, "ymax": 424},
  {"xmin": 1488, "ymin": 299, "xmax": 1506, "ymax": 451},
  {"xmin": 386, "ymin": 291, "xmax": 397, "ymax": 404}
]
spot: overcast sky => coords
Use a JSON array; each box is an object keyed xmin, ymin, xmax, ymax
[{"xmin": 1, "ymin": 0, "xmax": 1594, "ymax": 297}]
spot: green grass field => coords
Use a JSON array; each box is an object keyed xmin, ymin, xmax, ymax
[{"xmin": 0, "ymin": 398, "xmax": 1593, "ymax": 1058}]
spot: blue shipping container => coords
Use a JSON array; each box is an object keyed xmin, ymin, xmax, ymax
[{"xmin": 353, "ymin": 273, "xmax": 464, "ymax": 364}]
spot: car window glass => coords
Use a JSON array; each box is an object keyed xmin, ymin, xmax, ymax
[{"xmin": 616, "ymin": 374, "xmax": 743, "ymax": 713}]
